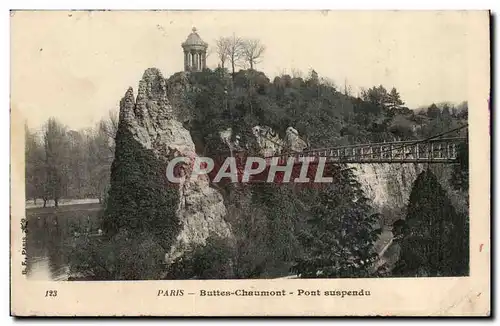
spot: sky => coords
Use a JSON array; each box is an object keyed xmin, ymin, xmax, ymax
[{"xmin": 11, "ymin": 10, "xmax": 489, "ymax": 130}]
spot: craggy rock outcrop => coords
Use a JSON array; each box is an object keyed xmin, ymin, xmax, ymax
[
  {"xmin": 165, "ymin": 71, "xmax": 193, "ymax": 123},
  {"xmin": 118, "ymin": 68, "xmax": 232, "ymax": 264},
  {"xmin": 251, "ymin": 125, "xmax": 284, "ymax": 157},
  {"xmin": 219, "ymin": 125, "xmax": 308, "ymax": 157},
  {"xmin": 219, "ymin": 128, "xmax": 243, "ymax": 152},
  {"xmin": 284, "ymin": 126, "xmax": 308, "ymax": 152}
]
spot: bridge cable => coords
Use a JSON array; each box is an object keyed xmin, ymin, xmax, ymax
[
  {"xmin": 292, "ymin": 123, "xmax": 469, "ymax": 160},
  {"xmin": 227, "ymin": 123, "xmax": 468, "ymax": 160}
]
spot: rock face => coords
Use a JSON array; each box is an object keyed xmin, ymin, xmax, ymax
[
  {"xmin": 219, "ymin": 127, "xmax": 243, "ymax": 152},
  {"xmin": 219, "ymin": 125, "xmax": 309, "ymax": 157},
  {"xmin": 349, "ymin": 163, "xmax": 425, "ymax": 219},
  {"xmin": 251, "ymin": 125, "xmax": 283, "ymax": 157},
  {"xmin": 284, "ymin": 126, "xmax": 308, "ymax": 152},
  {"xmin": 118, "ymin": 68, "xmax": 232, "ymax": 263}
]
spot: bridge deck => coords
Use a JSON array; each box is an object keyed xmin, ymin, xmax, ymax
[{"xmin": 268, "ymin": 137, "xmax": 467, "ymax": 164}]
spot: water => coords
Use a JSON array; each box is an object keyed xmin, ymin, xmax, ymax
[
  {"xmin": 24, "ymin": 203, "xmax": 103, "ymax": 281},
  {"xmin": 25, "ymin": 218, "xmax": 71, "ymax": 281}
]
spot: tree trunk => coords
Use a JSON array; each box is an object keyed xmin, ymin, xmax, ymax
[
  {"xmin": 43, "ymin": 198, "xmax": 47, "ymax": 208},
  {"xmin": 54, "ymin": 197, "xmax": 59, "ymax": 208},
  {"xmin": 33, "ymin": 198, "xmax": 37, "ymax": 205},
  {"xmin": 250, "ymin": 60, "xmax": 253, "ymax": 70},
  {"xmin": 231, "ymin": 59, "xmax": 235, "ymax": 80}
]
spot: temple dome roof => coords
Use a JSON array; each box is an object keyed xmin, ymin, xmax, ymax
[{"xmin": 182, "ymin": 27, "xmax": 208, "ymax": 48}]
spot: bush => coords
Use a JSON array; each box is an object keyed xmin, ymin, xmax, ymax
[
  {"xmin": 166, "ymin": 235, "xmax": 235, "ymax": 279},
  {"xmin": 67, "ymin": 230, "xmax": 167, "ymax": 280},
  {"xmin": 388, "ymin": 115, "xmax": 415, "ymax": 139}
]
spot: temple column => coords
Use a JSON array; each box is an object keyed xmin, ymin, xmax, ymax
[{"xmin": 202, "ymin": 51, "xmax": 206, "ymax": 70}]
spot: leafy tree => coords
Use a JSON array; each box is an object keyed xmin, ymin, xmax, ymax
[
  {"xmin": 292, "ymin": 165, "xmax": 380, "ymax": 278},
  {"xmin": 361, "ymin": 85, "xmax": 389, "ymax": 108},
  {"xmin": 427, "ymin": 103, "xmax": 441, "ymax": 119},
  {"xmin": 450, "ymin": 142, "xmax": 469, "ymax": 192},
  {"xmin": 456, "ymin": 101, "xmax": 469, "ymax": 119},
  {"xmin": 392, "ymin": 170, "xmax": 468, "ymax": 277},
  {"xmin": 306, "ymin": 69, "xmax": 319, "ymax": 86},
  {"xmin": 441, "ymin": 104, "xmax": 451, "ymax": 118},
  {"xmin": 253, "ymin": 185, "xmax": 303, "ymax": 268},
  {"xmin": 386, "ymin": 87, "xmax": 405, "ymax": 116}
]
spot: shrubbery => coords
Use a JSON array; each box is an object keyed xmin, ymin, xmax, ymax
[
  {"xmin": 166, "ymin": 235, "xmax": 235, "ymax": 279},
  {"xmin": 67, "ymin": 230, "xmax": 166, "ymax": 280}
]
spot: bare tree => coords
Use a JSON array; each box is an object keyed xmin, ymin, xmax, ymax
[
  {"xmin": 87, "ymin": 120, "xmax": 113, "ymax": 203},
  {"xmin": 343, "ymin": 78, "xmax": 353, "ymax": 96},
  {"xmin": 226, "ymin": 34, "xmax": 244, "ymax": 77},
  {"xmin": 215, "ymin": 37, "xmax": 231, "ymax": 69},
  {"xmin": 205, "ymin": 46, "xmax": 213, "ymax": 63},
  {"xmin": 101, "ymin": 110, "xmax": 118, "ymax": 147},
  {"xmin": 25, "ymin": 124, "xmax": 45, "ymax": 204},
  {"xmin": 43, "ymin": 118, "xmax": 70, "ymax": 207},
  {"xmin": 277, "ymin": 68, "xmax": 288, "ymax": 77},
  {"xmin": 291, "ymin": 68, "xmax": 303, "ymax": 79},
  {"xmin": 241, "ymin": 38, "xmax": 266, "ymax": 70},
  {"xmin": 108, "ymin": 110, "xmax": 119, "ymax": 137}
]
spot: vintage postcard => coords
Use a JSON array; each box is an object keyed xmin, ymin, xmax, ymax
[{"xmin": 10, "ymin": 10, "xmax": 490, "ymax": 316}]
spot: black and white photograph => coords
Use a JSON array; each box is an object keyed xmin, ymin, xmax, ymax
[{"xmin": 10, "ymin": 9, "xmax": 490, "ymax": 316}]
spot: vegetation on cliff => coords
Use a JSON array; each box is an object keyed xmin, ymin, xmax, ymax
[
  {"xmin": 103, "ymin": 121, "xmax": 180, "ymax": 250},
  {"xmin": 291, "ymin": 165, "xmax": 381, "ymax": 278},
  {"xmin": 392, "ymin": 170, "xmax": 469, "ymax": 277}
]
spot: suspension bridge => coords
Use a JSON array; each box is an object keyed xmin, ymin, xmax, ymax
[
  {"xmin": 264, "ymin": 124, "xmax": 468, "ymax": 164},
  {"xmin": 206, "ymin": 124, "xmax": 469, "ymax": 184},
  {"xmin": 270, "ymin": 136, "xmax": 466, "ymax": 165}
]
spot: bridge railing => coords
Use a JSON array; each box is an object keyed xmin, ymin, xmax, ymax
[{"xmin": 267, "ymin": 137, "xmax": 467, "ymax": 164}]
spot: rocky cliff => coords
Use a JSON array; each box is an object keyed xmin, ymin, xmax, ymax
[
  {"xmin": 115, "ymin": 68, "xmax": 232, "ymax": 263},
  {"xmin": 349, "ymin": 163, "xmax": 425, "ymax": 225}
]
